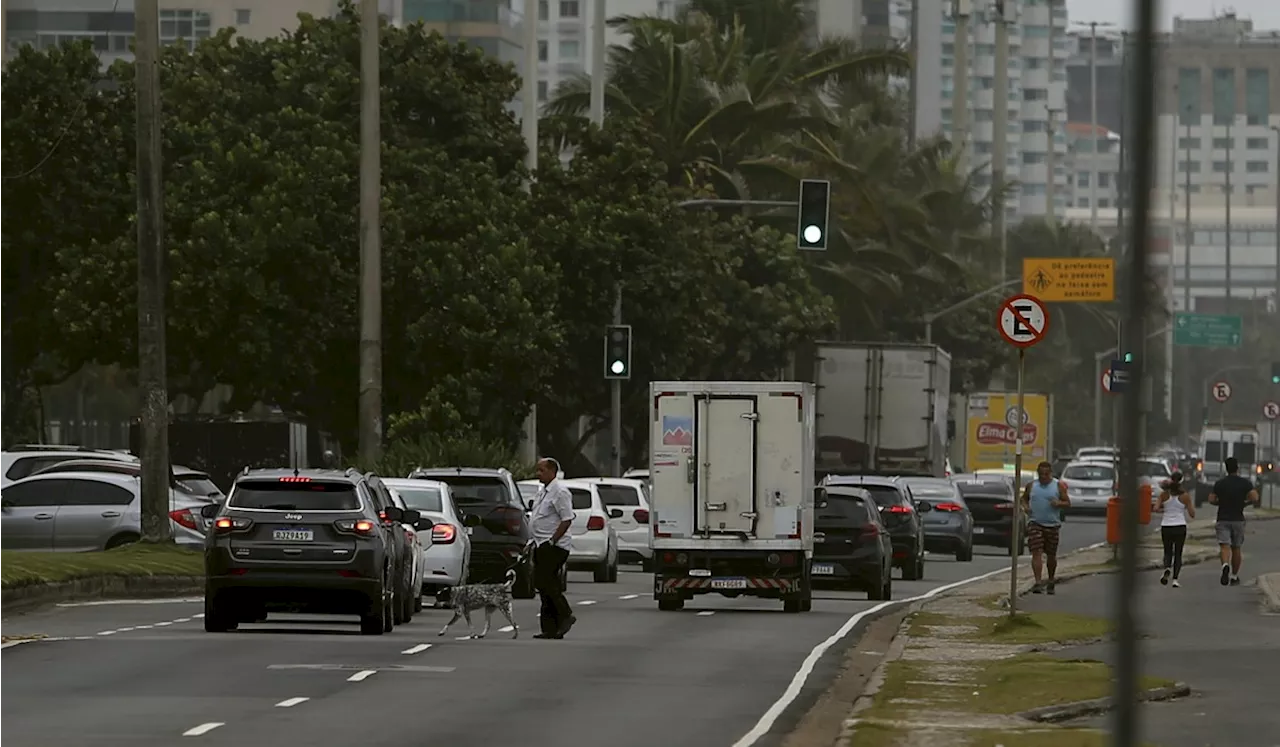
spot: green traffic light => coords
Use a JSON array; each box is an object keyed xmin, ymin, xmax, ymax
[
  {"xmin": 611, "ymin": 360, "xmax": 626, "ymax": 375},
  {"xmin": 1123, "ymin": 352, "xmax": 1134, "ymax": 363},
  {"xmin": 1273, "ymin": 375, "xmax": 1280, "ymax": 384}
]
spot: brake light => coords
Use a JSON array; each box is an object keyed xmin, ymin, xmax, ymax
[
  {"xmin": 431, "ymin": 523, "xmax": 457, "ymax": 544},
  {"xmin": 862, "ymin": 523, "xmax": 880, "ymax": 537},
  {"xmin": 935, "ymin": 502, "xmax": 965, "ymax": 512},
  {"xmin": 214, "ymin": 516, "xmax": 252, "ymax": 533},
  {"xmin": 886, "ymin": 505, "xmax": 913, "ymax": 514},
  {"xmin": 279, "ymin": 476, "xmax": 311, "ymax": 483},
  {"xmin": 587, "ymin": 515, "xmax": 605, "ymax": 531},
  {"xmin": 1196, "ymin": 461, "xmax": 1203, "ymax": 472},
  {"xmin": 169, "ymin": 508, "xmax": 198, "ymax": 530},
  {"xmin": 633, "ymin": 508, "xmax": 649, "ymax": 523},
  {"xmin": 994, "ymin": 503, "xmax": 1014, "ymax": 512},
  {"xmin": 335, "ymin": 518, "xmax": 377, "ymax": 535}
]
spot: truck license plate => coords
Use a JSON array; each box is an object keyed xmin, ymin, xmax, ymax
[
  {"xmin": 710, "ymin": 578, "xmax": 747, "ymax": 589},
  {"xmin": 273, "ymin": 529, "xmax": 313, "ymax": 541},
  {"xmin": 811, "ymin": 563, "xmax": 834, "ymax": 575},
  {"xmin": 973, "ymin": 527, "xmax": 985, "ymax": 534}
]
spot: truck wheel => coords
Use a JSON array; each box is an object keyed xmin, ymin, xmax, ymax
[
  {"xmin": 783, "ymin": 598, "xmax": 802, "ymax": 613},
  {"xmin": 658, "ymin": 597, "xmax": 684, "ymax": 611},
  {"xmin": 799, "ymin": 597, "xmax": 812, "ymax": 612}
]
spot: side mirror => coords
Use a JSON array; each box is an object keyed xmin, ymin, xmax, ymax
[
  {"xmin": 199, "ymin": 503, "xmax": 220, "ymax": 519},
  {"xmin": 401, "ymin": 508, "xmax": 421, "ymax": 525},
  {"xmin": 525, "ymin": 500, "xmax": 534, "ymax": 512},
  {"xmin": 414, "ymin": 516, "xmax": 434, "ymax": 531},
  {"xmin": 608, "ymin": 508, "xmax": 623, "ymax": 519},
  {"xmin": 917, "ymin": 502, "xmax": 932, "ymax": 513},
  {"xmin": 462, "ymin": 513, "xmax": 482, "ymax": 528},
  {"xmin": 382, "ymin": 505, "xmax": 404, "ymax": 522}
]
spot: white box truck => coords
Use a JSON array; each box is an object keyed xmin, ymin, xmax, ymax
[{"xmin": 648, "ymin": 381, "xmax": 816, "ymax": 613}]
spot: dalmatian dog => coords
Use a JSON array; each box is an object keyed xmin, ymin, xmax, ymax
[{"xmin": 437, "ymin": 566, "xmax": 520, "ymax": 640}]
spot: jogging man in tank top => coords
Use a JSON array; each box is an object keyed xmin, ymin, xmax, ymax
[
  {"xmin": 1156, "ymin": 472, "xmax": 1194, "ymax": 587},
  {"xmin": 1021, "ymin": 461, "xmax": 1070, "ymax": 594},
  {"xmin": 1208, "ymin": 457, "xmax": 1260, "ymax": 586}
]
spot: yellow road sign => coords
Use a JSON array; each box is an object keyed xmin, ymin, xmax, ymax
[{"xmin": 1022, "ymin": 257, "xmax": 1115, "ymax": 302}]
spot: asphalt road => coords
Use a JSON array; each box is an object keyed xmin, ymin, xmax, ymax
[
  {"xmin": 1022, "ymin": 515, "xmax": 1280, "ymax": 747},
  {"xmin": 1, "ymin": 517, "xmax": 1107, "ymax": 747}
]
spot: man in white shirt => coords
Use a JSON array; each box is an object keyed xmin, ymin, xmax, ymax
[{"xmin": 530, "ymin": 458, "xmax": 576, "ymax": 639}]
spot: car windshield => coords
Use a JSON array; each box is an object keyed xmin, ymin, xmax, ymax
[
  {"xmin": 1063, "ymin": 464, "xmax": 1115, "ymax": 481},
  {"xmin": 567, "ymin": 488, "xmax": 593, "ymax": 510},
  {"xmin": 175, "ymin": 475, "xmax": 222, "ymax": 497},
  {"xmin": 395, "ymin": 485, "xmax": 444, "ymax": 513},
  {"xmin": 817, "ymin": 492, "xmax": 870, "ymax": 523},
  {"xmin": 1203, "ymin": 441, "xmax": 1225, "ymax": 461},
  {"xmin": 229, "ymin": 481, "xmax": 359, "ymax": 510},
  {"xmin": 904, "ymin": 481, "xmax": 956, "ymax": 499},
  {"xmin": 858, "ymin": 485, "xmax": 905, "ymax": 508},
  {"xmin": 596, "ymin": 484, "xmax": 640, "ymax": 506},
  {"xmin": 430, "ymin": 476, "xmax": 511, "ymax": 508},
  {"xmin": 955, "ymin": 482, "xmax": 1010, "ymax": 500}
]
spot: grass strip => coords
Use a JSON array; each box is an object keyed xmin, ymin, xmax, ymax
[
  {"xmin": 964, "ymin": 727, "xmax": 1160, "ymax": 747},
  {"xmin": 908, "ymin": 610, "xmax": 1112, "ymax": 644},
  {"xmin": 1, "ymin": 543, "xmax": 203, "ymax": 589}
]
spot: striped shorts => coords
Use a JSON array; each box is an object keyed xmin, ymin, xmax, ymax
[{"xmin": 1026, "ymin": 523, "xmax": 1061, "ymax": 556}]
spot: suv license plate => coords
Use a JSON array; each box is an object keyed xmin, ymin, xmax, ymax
[
  {"xmin": 710, "ymin": 578, "xmax": 747, "ymax": 589},
  {"xmin": 811, "ymin": 563, "xmax": 834, "ymax": 575},
  {"xmin": 273, "ymin": 529, "xmax": 314, "ymax": 541}
]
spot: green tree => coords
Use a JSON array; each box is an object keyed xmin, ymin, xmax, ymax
[
  {"xmin": 1, "ymin": 42, "xmax": 134, "ymax": 438},
  {"xmin": 48, "ymin": 7, "xmax": 560, "ymax": 446}
]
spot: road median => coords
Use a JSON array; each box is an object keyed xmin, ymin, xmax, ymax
[{"xmin": 1, "ymin": 544, "xmax": 203, "ymax": 615}]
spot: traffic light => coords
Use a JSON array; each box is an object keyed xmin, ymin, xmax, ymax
[
  {"xmin": 1271, "ymin": 361, "xmax": 1280, "ymax": 384},
  {"xmin": 604, "ymin": 324, "xmax": 632, "ymax": 380},
  {"xmin": 1123, "ymin": 352, "xmax": 1135, "ymax": 363},
  {"xmin": 796, "ymin": 179, "xmax": 831, "ymax": 250}
]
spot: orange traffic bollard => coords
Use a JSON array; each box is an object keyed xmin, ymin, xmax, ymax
[
  {"xmin": 1139, "ymin": 484, "xmax": 1153, "ymax": 525},
  {"xmin": 1106, "ymin": 497, "xmax": 1121, "ymax": 545}
]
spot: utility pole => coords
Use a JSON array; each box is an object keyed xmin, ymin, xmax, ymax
[
  {"xmin": 1045, "ymin": 1, "xmax": 1056, "ymax": 223},
  {"xmin": 518, "ymin": 0, "xmax": 540, "ymax": 464},
  {"xmin": 1180, "ymin": 107, "xmax": 1193, "ymax": 445},
  {"xmin": 1116, "ymin": 33, "xmax": 1127, "ymax": 242},
  {"xmin": 134, "ymin": 0, "xmax": 171, "ymax": 543},
  {"xmin": 590, "ymin": 0, "xmax": 621, "ymax": 477},
  {"xmin": 1046, "ymin": 107, "xmax": 1059, "ymax": 223},
  {"xmin": 357, "ymin": 0, "xmax": 383, "ymax": 464},
  {"xmin": 907, "ymin": 0, "xmax": 920, "ymax": 147},
  {"xmin": 992, "ymin": 0, "xmax": 1011, "ymax": 282},
  {"xmin": 1089, "ymin": 21, "xmax": 1099, "ymax": 232},
  {"xmin": 1224, "ymin": 117, "xmax": 1233, "ymax": 306},
  {"xmin": 1273, "ymin": 125, "xmax": 1280, "ymax": 304},
  {"xmin": 950, "ymin": 0, "xmax": 971, "ymax": 172}
]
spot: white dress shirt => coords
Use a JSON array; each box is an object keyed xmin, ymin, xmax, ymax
[{"xmin": 530, "ymin": 478, "xmax": 575, "ymax": 550}]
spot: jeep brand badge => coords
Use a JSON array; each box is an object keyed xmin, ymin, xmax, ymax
[{"xmin": 285, "ymin": 513, "xmax": 303, "ymax": 521}]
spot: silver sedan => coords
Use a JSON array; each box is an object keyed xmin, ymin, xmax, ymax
[{"xmin": 383, "ymin": 478, "xmax": 476, "ymax": 605}]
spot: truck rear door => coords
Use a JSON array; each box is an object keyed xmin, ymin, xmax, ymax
[{"xmin": 695, "ymin": 394, "xmax": 758, "ymax": 535}]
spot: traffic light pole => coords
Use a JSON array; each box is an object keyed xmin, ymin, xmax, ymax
[{"xmin": 610, "ymin": 291, "xmax": 623, "ymax": 477}]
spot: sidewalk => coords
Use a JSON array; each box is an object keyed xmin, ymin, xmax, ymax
[{"xmin": 837, "ymin": 511, "xmax": 1280, "ymax": 747}]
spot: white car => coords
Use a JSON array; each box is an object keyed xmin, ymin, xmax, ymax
[
  {"xmin": 1060, "ymin": 460, "xmax": 1114, "ymax": 512},
  {"xmin": 2, "ymin": 446, "xmax": 138, "ymax": 488},
  {"xmin": 384, "ymin": 478, "xmax": 473, "ymax": 606},
  {"xmin": 576, "ymin": 477, "xmax": 652, "ymax": 570},
  {"xmin": 518, "ymin": 479, "xmax": 620, "ymax": 582}
]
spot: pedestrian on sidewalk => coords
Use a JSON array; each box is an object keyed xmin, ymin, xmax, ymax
[
  {"xmin": 1208, "ymin": 457, "xmax": 1261, "ymax": 586},
  {"xmin": 1156, "ymin": 471, "xmax": 1194, "ymax": 587},
  {"xmin": 1022, "ymin": 461, "xmax": 1070, "ymax": 595},
  {"xmin": 530, "ymin": 457, "xmax": 578, "ymax": 639}
]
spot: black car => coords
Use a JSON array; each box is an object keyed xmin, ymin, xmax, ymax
[
  {"xmin": 365, "ymin": 477, "xmax": 422, "ymax": 624},
  {"xmin": 811, "ymin": 486, "xmax": 893, "ymax": 600},
  {"xmin": 202, "ymin": 468, "xmax": 431, "ymax": 635},
  {"xmin": 408, "ymin": 467, "xmax": 536, "ymax": 599},
  {"xmin": 824, "ymin": 475, "xmax": 929, "ymax": 580},
  {"xmin": 951, "ymin": 473, "xmax": 1026, "ymax": 555}
]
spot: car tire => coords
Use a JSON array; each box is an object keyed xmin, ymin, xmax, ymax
[
  {"xmin": 608, "ymin": 561, "xmax": 619, "ymax": 583},
  {"xmin": 882, "ymin": 575, "xmax": 893, "ymax": 600},
  {"xmin": 398, "ymin": 576, "xmax": 414, "ymax": 623},
  {"xmin": 956, "ymin": 542, "xmax": 974, "ymax": 562},
  {"xmin": 593, "ymin": 556, "xmax": 611, "ymax": 583},
  {"xmin": 641, "ymin": 556, "xmax": 655, "ymax": 573},
  {"xmin": 783, "ymin": 598, "xmax": 803, "ymax": 613},
  {"xmin": 382, "ymin": 585, "xmax": 395, "ymax": 633},
  {"xmin": 360, "ymin": 590, "xmax": 387, "ymax": 636},
  {"xmin": 867, "ymin": 575, "xmax": 884, "ymax": 600},
  {"xmin": 414, "ymin": 592, "xmax": 424, "ymax": 613},
  {"xmin": 203, "ymin": 595, "xmax": 236, "ymax": 633},
  {"xmin": 105, "ymin": 532, "xmax": 139, "ymax": 550},
  {"xmin": 902, "ymin": 547, "xmax": 922, "ymax": 581},
  {"xmin": 658, "ymin": 597, "xmax": 684, "ymax": 611}
]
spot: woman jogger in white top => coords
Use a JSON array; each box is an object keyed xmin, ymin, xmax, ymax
[{"xmin": 1157, "ymin": 472, "xmax": 1195, "ymax": 587}]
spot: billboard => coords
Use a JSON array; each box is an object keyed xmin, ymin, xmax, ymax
[{"xmin": 964, "ymin": 392, "xmax": 1052, "ymax": 472}]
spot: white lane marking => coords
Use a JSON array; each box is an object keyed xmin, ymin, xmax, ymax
[
  {"xmin": 619, "ymin": 594, "xmax": 639, "ymax": 600},
  {"xmin": 96, "ymin": 630, "xmax": 117, "ymax": 636},
  {"xmin": 401, "ymin": 644, "xmax": 432, "ymax": 655},
  {"xmin": 155, "ymin": 621, "xmax": 173, "ymax": 627},
  {"xmin": 193, "ymin": 614, "xmax": 205, "ymax": 619},
  {"xmin": 135, "ymin": 624, "xmax": 155, "ymax": 630},
  {"xmin": 173, "ymin": 617, "xmax": 192, "ymax": 623},
  {"xmin": 1, "ymin": 639, "xmax": 42, "ymax": 649},
  {"xmin": 498, "ymin": 626, "xmax": 515, "ymax": 633},
  {"xmin": 577, "ymin": 600, "xmax": 597, "ymax": 606},
  {"xmin": 347, "ymin": 670, "xmax": 377, "ymax": 682},
  {"xmin": 182, "ymin": 723, "xmax": 225, "ymax": 736},
  {"xmin": 730, "ymin": 566, "xmax": 1013, "ymax": 747},
  {"xmin": 116, "ymin": 627, "xmax": 136, "ymax": 632},
  {"xmin": 275, "ymin": 697, "xmax": 310, "ymax": 708},
  {"xmin": 696, "ymin": 611, "xmax": 715, "ymax": 616},
  {"xmin": 56, "ymin": 597, "xmax": 202, "ymax": 608}
]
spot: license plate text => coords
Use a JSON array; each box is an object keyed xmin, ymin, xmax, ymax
[
  {"xmin": 273, "ymin": 529, "xmax": 314, "ymax": 542},
  {"xmin": 710, "ymin": 578, "xmax": 747, "ymax": 589}
]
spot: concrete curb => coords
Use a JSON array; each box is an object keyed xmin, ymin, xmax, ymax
[
  {"xmin": 1018, "ymin": 682, "xmax": 1192, "ymax": 723},
  {"xmin": 1, "ymin": 576, "xmax": 203, "ymax": 616},
  {"xmin": 1257, "ymin": 573, "xmax": 1280, "ymax": 614}
]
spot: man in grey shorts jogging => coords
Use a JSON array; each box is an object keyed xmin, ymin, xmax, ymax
[{"xmin": 1208, "ymin": 457, "xmax": 1261, "ymax": 586}]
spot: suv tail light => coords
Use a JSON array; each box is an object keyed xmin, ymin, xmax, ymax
[
  {"xmin": 935, "ymin": 502, "xmax": 965, "ymax": 512},
  {"xmin": 861, "ymin": 523, "xmax": 880, "ymax": 537},
  {"xmin": 169, "ymin": 508, "xmax": 198, "ymax": 530},
  {"xmin": 214, "ymin": 516, "xmax": 252, "ymax": 533},
  {"xmin": 279, "ymin": 476, "xmax": 311, "ymax": 483},
  {"xmin": 335, "ymin": 518, "xmax": 377, "ymax": 536},
  {"xmin": 886, "ymin": 505, "xmax": 913, "ymax": 514},
  {"xmin": 587, "ymin": 515, "xmax": 605, "ymax": 531},
  {"xmin": 633, "ymin": 508, "xmax": 649, "ymax": 523},
  {"xmin": 487, "ymin": 506, "xmax": 525, "ymax": 536},
  {"xmin": 431, "ymin": 523, "xmax": 457, "ymax": 544},
  {"xmin": 994, "ymin": 503, "xmax": 1014, "ymax": 512}
]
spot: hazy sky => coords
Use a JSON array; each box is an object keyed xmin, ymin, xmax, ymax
[{"xmin": 1067, "ymin": 0, "xmax": 1280, "ymax": 30}]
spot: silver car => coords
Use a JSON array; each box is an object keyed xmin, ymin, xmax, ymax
[
  {"xmin": 2, "ymin": 446, "xmax": 138, "ymax": 488},
  {"xmin": 902, "ymin": 476, "xmax": 974, "ymax": 562},
  {"xmin": 1, "ymin": 471, "xmax": 210, "ymax": 550},
  {"xmin": 383, "ymin": 478, "xmax": 476, "ymax": 604},
  {"xmin": 1060, "ymin": 460, "xmax": 1114, "ymax": 513}
]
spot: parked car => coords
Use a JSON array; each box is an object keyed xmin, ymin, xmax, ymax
[
  {"xmin": 1, "ymin": 472, "xmax": 211, "ymax": 550},
  {"xmin": 950, "ymin": 473, "xmax": 1025, "ymax": 555},
  {"xmin": 408, "ymin": 467, "xmax": 536, "ymax": 598},
  {"xmin": 201, "ymin": 468, "xmax": 429, "ymax": 635},
  {"xmin": 822, "ymin": 475, "xmax": 929, "ymax": 580},
  {"xmin": 385, "ymin": 481, "xmax": 430, "ymax": 614},
  {"xmin": 575, "ymin": 477, "xmax": 652, "ymax": 570},
  {"xmin": 383, "ymin": 478, "xmax": 477, "ymax": 605},
  {"xmin": 811, "ymin": 485, "xmax": 893, "ymax": 600},
  {"xmin": 902, "ymin": 476, "xmax": 974, "ymax": 561},
  {"xmin": 2, "ymin": 445, "xmax": 138, "ymax": 488},
  {"xmin": 519, "ymin": 479, "xmax": 620, "ymax": 582},
  {"xmin": 27, "ymin": 458, "xmax": 227, "ymax": 533},
  {"xmin": 1059, "ymin": 460, "xmax": 1113, "ymax": 514}
]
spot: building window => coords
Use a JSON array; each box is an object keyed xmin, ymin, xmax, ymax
[
  {"xmin": 1178, "ymin": 161, "xmax": 1200, "ymax": 173},
  {"xmin": 1024, "ymin": 88, "xmax": 1047, "ymax": 101},
  {"xmin": 538, "ymin": 1, "xmax": 548, "ymax": 20},
  {"xmin": 1246, "ymin": 137, "xmax": 1269, "ymax": 150},
  {"xmin": 159, "ymin": 9, "xmax": 212, "ymax": 51},
  {"xmin": 1098, "ymin": 172, "xmax": 1111, "ymax": 187},
  {"xmin": 1022, "ymin": 152, "xmax": 1046, "ymax": 165},
  {"xmin": 1077, "ymin": 197, "xmax": 1089, "ymax": 208},
  {"xmin": 1212, "ymin": 160, "xmax": 1232, "ymax": 172},
  {"xmin": 1177, "ymin": 137, "xmax": 1200, "ymax": 150},
  {"xmin": 1211, "ymin": 67, "xmax": 1235, "ymax": 125},
  {"xmin": 235, "ymin": 8, "xmax": 250, "ymax": 25},
  {"xmin": 1245, "ymin": 161, "xmax": 1269, "ymax": 173},
  {"xmin": 537, "ymin": 40, "xmax": 548, "ymax": 62},
  {"xmin": 657, "ymin": 0, "xmax": 673, "ymax": 17},
  {"xmin": 558, "ymin": 39, "xmax": 580, "ymax": 59},
  {"xmin": 1098, "ymin": 199, "xmax": 1110, "ymax": 208},
  {"xmin": 1077, "ymin": 172, "xmax": 1090, "ymax": 187},
  {"xmin": 1023, "ymin": 25, "xmax": 1050, "ymax": 38},
  {"xmin": 537, "ymin": 80, "xmax": 548, "ymax": 101},
  {"xmin": 1177, "ymin": 67, "xmax": 1201, "ymax": 124},
  {"xmin": 1212, "ymin": 137, "xmax": 1233, "ymax": 150},
  {"xmin": 559, "ymin": 1, "xmax": 580, "ymax": 18},
  {"xmin": 1245, "ymin": 68, "xmax": 1269, "ymax": 126}
]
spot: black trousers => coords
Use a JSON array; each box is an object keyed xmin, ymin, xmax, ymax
[
  {"xmin": 1161, "ymin": 525, "xmax": 1187, "ymax": 578},
  {"xmin": 534, "ymin": 543, "xmax": 573, "ymax": 634}
]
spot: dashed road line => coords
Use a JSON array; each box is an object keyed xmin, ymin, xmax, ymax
[
  {"xmin": 401, "ymin": 643, "xmax": 432, "ymax": 655},
  {"xmin": 618, "ymin": 594, "xmax": 640, "ymax": 600},
  {"xmin": 182, "ymin": 722, "xmax": 224, "ymax": 737},
  {"xmin": 56, "ymin": 597, "xmax": 202, "ymax": 608},
  {"xmin": 347, "ymin": 669, "xmax": 377, "ymax": 682},
  {"xmin": 96, "ymin": 630, "xmax": 117, "ymax": 636},
  {"xmin": 155, "ymin": 621, "xmax": 173, "ymax": 627},
  {"xmin": 577, "ymin": 600, "xmax": 597, "ymax": 606},
  {"xmin": 498, "ymin": 626, "xmax": 515, "ymax": 633},
  {"xmin": 697, "ymin": 611, "xmax": 716, "ymax": 616},
  {"xmin": 275, "ymin": 697, "xmax": 310, "ymax": 708},
  {"xmin": 173, "ymin": 617, "xmax": 192, "ymax": 623}
]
